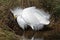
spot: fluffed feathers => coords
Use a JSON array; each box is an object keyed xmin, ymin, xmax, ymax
[{"xmin": 10, "ymin": 6, "xmax": 50, "ymax": 30}]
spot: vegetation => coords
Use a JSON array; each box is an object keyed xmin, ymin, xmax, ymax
[{"xmin": 0, "ymin": 0, "xmax": 60, "ymax": 40}]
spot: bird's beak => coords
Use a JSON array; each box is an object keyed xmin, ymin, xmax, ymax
[{"xmin": 14, "ymin": 16, "xmax": 17, "ymax": 19}]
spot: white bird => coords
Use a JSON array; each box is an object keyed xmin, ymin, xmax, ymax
[{"xmin": 10, "ymin": 6, "xmax": 50, "ymax": 30}]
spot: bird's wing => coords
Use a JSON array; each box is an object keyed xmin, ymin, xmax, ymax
[
  {"xmin": 22, "ymin": 7, "xmax": 50, "ymax": 25},
  {"xmin": 32, "ymin": 9, "xmax": 50, "ymax": 25},
  {"xmin": 10, "ymin": 7, "xmax": 23, "ymax": 17},
  {"xmin": 22, "ymin": 11, "xmax": 40, "ymax": 26},
  {"xmin": 35, "ymin": 9, "xmax": 50, "ymax": 20}
]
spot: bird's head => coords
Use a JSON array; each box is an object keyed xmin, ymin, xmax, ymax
[{"xmin": 10, "ymin": 7, "xmax": 23, "ymax": 19}]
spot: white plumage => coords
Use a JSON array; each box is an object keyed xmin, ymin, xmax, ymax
[{"xmin": 10, "ymin": 7, "xmax": 50, "ymax": 30}]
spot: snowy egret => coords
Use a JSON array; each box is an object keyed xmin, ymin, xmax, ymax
[{"xmin": 10, "ymin": 6, "xmax": 50, "ymax": 30}]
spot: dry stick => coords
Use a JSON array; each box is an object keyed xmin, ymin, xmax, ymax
[
  {"xmin": 28, "ymin": 0, "xmax": 30, "ymax": 7},
  {"xmin": 21, "ymin": 0, "xmax": 23, "ymax": 8}
]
